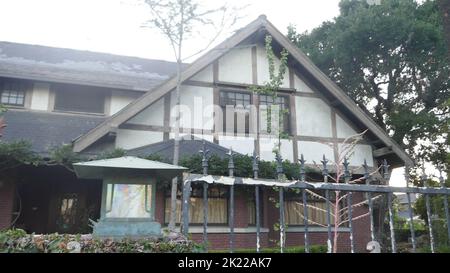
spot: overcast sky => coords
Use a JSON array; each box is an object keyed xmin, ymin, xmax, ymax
[{"xmin": 0, "ymin": 0, "xmax": 341, "ymax": 61}]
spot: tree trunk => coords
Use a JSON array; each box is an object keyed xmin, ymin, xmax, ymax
[{"xmin": 168, "ymin": 55, "xmax": 183, "ymax": 231}]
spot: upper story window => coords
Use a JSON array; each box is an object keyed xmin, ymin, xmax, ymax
[
  {"xmin": 219, "ymin": 90, "xmax": 252, "ymax": 135},
  {"xmin": 0, "ymin": 80, "xmax": 27, "ymax": 106},
  {"xmin": 53, "ymin": 84, "xmax": 106, "ymax": 114},
  {"xmin": 259, "ymin": 94, "xmax": 290, "ymax": 134}
]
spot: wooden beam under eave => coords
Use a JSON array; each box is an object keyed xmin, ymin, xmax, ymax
[{"xmin": 373, "ymin": 147, "xmax": 394, "ymax": 158}]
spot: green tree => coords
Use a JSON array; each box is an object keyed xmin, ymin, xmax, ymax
[{"xmin": 288, "ymin": 0, "xmax": 449, "ymax": 167}]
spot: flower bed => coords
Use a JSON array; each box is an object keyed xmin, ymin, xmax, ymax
[{"xmin": 0, "ymin": 229, "xmax": 204, "ymax": 253}]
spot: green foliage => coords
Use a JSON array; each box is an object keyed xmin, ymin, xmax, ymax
[
  {"xmin": 0, "ymin": 140, "xmax": 41, "ymax": 173},
  {"xmin": 249, "ymin": 35, "xmax": 289, "ymax": 155},
  {"xmin": 174, "ymin": 153, "xmax": 319, "ymax": 180},
  {"xmin": 288, "ymin": 0, "xmax": 450, "ymax": 166},
  {"xmin": 0, "ymin": 229, "xmax": 203, "ymax": 253}
]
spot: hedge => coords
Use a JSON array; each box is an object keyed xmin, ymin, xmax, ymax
[{"xmin": 0, "ymin": 229, "xmax": 204, "ymax": 253}]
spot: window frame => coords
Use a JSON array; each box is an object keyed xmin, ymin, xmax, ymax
[
  {"xmin": 0, "ymin": 80, "xmax": 28, "ymax": 107},
  {"xmin": 52, "ymin": 83, "xmax": 107, "ymax": 115},
  {"xmin": 283, "ymin": 189, "xmax": 344, "ymax": 227},
  {"xmin": 219, "ymin": 89, "xmax": 252, "ymax": 136},
  {"xmin": 163, "ymin": 184, "xmax": 230, "ymax": 226},
  {"xmin": 258, "ymin": 94, "xmax": 291, "ymax": 135}
]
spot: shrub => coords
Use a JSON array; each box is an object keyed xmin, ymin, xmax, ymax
[{"xmin": 0, "ymin": 229, "xmax": 204, "ymax": 253}]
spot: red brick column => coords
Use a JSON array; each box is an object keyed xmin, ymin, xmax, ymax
[{"xmin": 0, "ymin": 180, "xmax": 15, "ymax": 230}]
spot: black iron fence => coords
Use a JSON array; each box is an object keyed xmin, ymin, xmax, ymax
[{"xmin": 180, "ymin": 143, "xmax": 450, "ymax": 253}]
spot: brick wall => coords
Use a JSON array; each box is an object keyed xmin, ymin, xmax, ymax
[
  {"xmin": 0, "ymin": 180, "xmax": 15, "ymax": 230},
  {"xmin": 155, "ymin": 185, "xmax": 371, "ymax": 252}
]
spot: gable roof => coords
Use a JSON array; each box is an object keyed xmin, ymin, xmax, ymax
[
  {"xmin": 72, "ymin": 15, "xmax": 414, "ymax": 167},
  {"xmin": 0, "ymin": 41, "xmax": 183, "ymax": 91}
]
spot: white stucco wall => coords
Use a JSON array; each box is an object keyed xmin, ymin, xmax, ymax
[
  {"xmin": 127, "ymin": 97, "xmax": 164, "ymax": 127},
  {"xmin": 170, "ymin": 85, "xmax": 214, "ymax": 130},
  {"xmin": 30, "ymin": 82, "xmax": 50, "ymax": 111},
  {"xmin": 218, "ymin": 135, "xmax": 255, "ymax": 156},
  {"xmin": 293, "ymin": 74, "xmax": 314, "ymax": 93},
  {"xmin": 297, "ymin": 141, "xmax": 335, "ymax": 164},
  {"xmin": 169, "ymin": 133, "xmax": 214, "ymax": 143},
  {"xmin": 296, "ymin": 97, "xmax": 332, "ymax": 137},
  {"xmin": 191, "ymin": 64, "xmax": 213, "ymax": 82},
  {"xmin": 218, "ymin": 47, "xmax": 252, "ymax": 84},
  {"xmin": 337, "ymin": 143, "xmax": 374, "ymax": 167},
  {"xmin": 256, "ymin": 45, "xmax": 290, "ymax": 88},
  {"xmin": 259, "ymin": 137, "xmax": 294, "ymax": 162},
  {"xmin": 336, "ymin": 114, "xmax": 360, "ymax": 139},
  {"xmin": 115, "ymin": 129, "xmax": 164, "ymax": 150},
  {"xmin": 109, "ymin": 91, "xmax": 139, "ymax": 115}
]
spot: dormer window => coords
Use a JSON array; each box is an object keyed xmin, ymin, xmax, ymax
[{"xmin": 0, "ymin": 80, "xmax": 27, "ymax": 106}]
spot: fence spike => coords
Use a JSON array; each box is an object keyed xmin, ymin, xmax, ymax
[
  {"xmin": 228, "ymin": 148, "xmax": 235, "ymax": 178},
  {"xmin": 404, "ymin": 165, "xmax": 416, "ymax": 252},
  {"xmin": 321, "ymin": 154, "xmax": 329, "ymax": 179},
  {"xmin": 252, "ymin": 151, "xmax": 259, "ymax": 179},
  {"xmin": 299, "ymin": 154, "xmax": 306, "ymax": 182},
  {"xmin": 343, "ymin": 157, "xmax": 350, "ymax": 183},
  {"xmin": 422, "ymin": 167, "xmax": 435, "ymax": 253},
  {"xmin": 199, "ymin": 140, "xmax": 210, "ymax": 176},
  {"xmin": 276, "ymin": 153, "xmax": 283, "ymax": 178}
]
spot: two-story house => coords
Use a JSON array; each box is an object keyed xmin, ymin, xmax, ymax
[{"xmin": 0, "ymin": 15, "xmax": 413, "ymax": 251}]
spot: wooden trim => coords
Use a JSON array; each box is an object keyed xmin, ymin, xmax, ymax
[
  {"xmin": 104, "ymin": 91, "xmax": 111, "ymax": 116},
  {"xmin": 289, "ymin": 88, "xmax": 299, "ymax": 163},
  {"xmin": 213, "ymin": 61, "xmax": 220, "ymax": 144},
  {"xmin": 293, "ymin": 92, "xmax": 320, "ymax": 98},
  {"xmin": 24, "ymin": 86, "xmax": 33, "ymax": 109},
  {"xmin": 163, "ymin": 93, "xmax": 171, "ymax": 141},
  {"xmin": 331, "ymin": 108, "xmax": 339, "ymax": 163},
  {"xmin": 251, "ymin": 45, "xmax": 260, "ymax": 156},
  {"xmin": 47, "ymin": 85, "xmax": 55, "ymax": 111}
]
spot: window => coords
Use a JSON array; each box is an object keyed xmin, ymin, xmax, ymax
[
  {"xmin": 105, "ymin": 184, "xmax": 153, "ymax": 218},
  {"xmin": 247, "ymin": 187, "xmax": 262, "ymax": 226},
  {"xmin": 164, "ymin": 185, "xmax": 228, "ymax": 225},
  {"xmin": 0, "ymin": 80, "xmax": 27, "ymax": 106},
  {"xmin": 54, "ymin": 84, "xmax": 106, "ymax": 114},
  {"xmin": 259, "ymin": 94, "xmax": 290, "ymax": 134},
  {"xmin": 219, "ymin": 91, "xmax": 252, "ymax": 135},
  {"xmin": 284, "ymin": 190, "xmax": 336, "ymax": 226},
  {"xmin": 57, "ymin": 194, "xmax": 78, "ymax": 231}
]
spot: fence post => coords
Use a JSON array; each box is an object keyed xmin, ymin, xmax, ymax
[
  {"xmin": 228, "ymin": 148, "xmax": 235, "ymax": 253},
  {"xmin": 383, "ymin": 159, "xmax": 396, "ymax": 253},
  {"xmin": 299, "ymin": 154, "xmax": 310, "ymax": 253},
  {"xmin": 422, "ymin": 167, "xmax": 435, "ymax": 253},
  {"xmin": 182, "ymin": 180, "xmax": 191, "ymax": 237},
  {"xmin": 322, "ymin": 155, "xmax": 332, "ymax": 253},
  {"xmin": 252, "ymin": 152, "xmax": 261, "ymax": 253},
  {"xmin": 199, "ymin": 141, "xmax": 210, "ymax": 251},
  {"xmin": 363, "ymin": 160, "xmax": 375, "ymax": 242},
  {"xmin": 343, "ymin": 157, "xmax": 354, "ymax": 253},
  {"xmin": 404, "ymin": 165, "xmax": 416, "ymax": 252}
]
